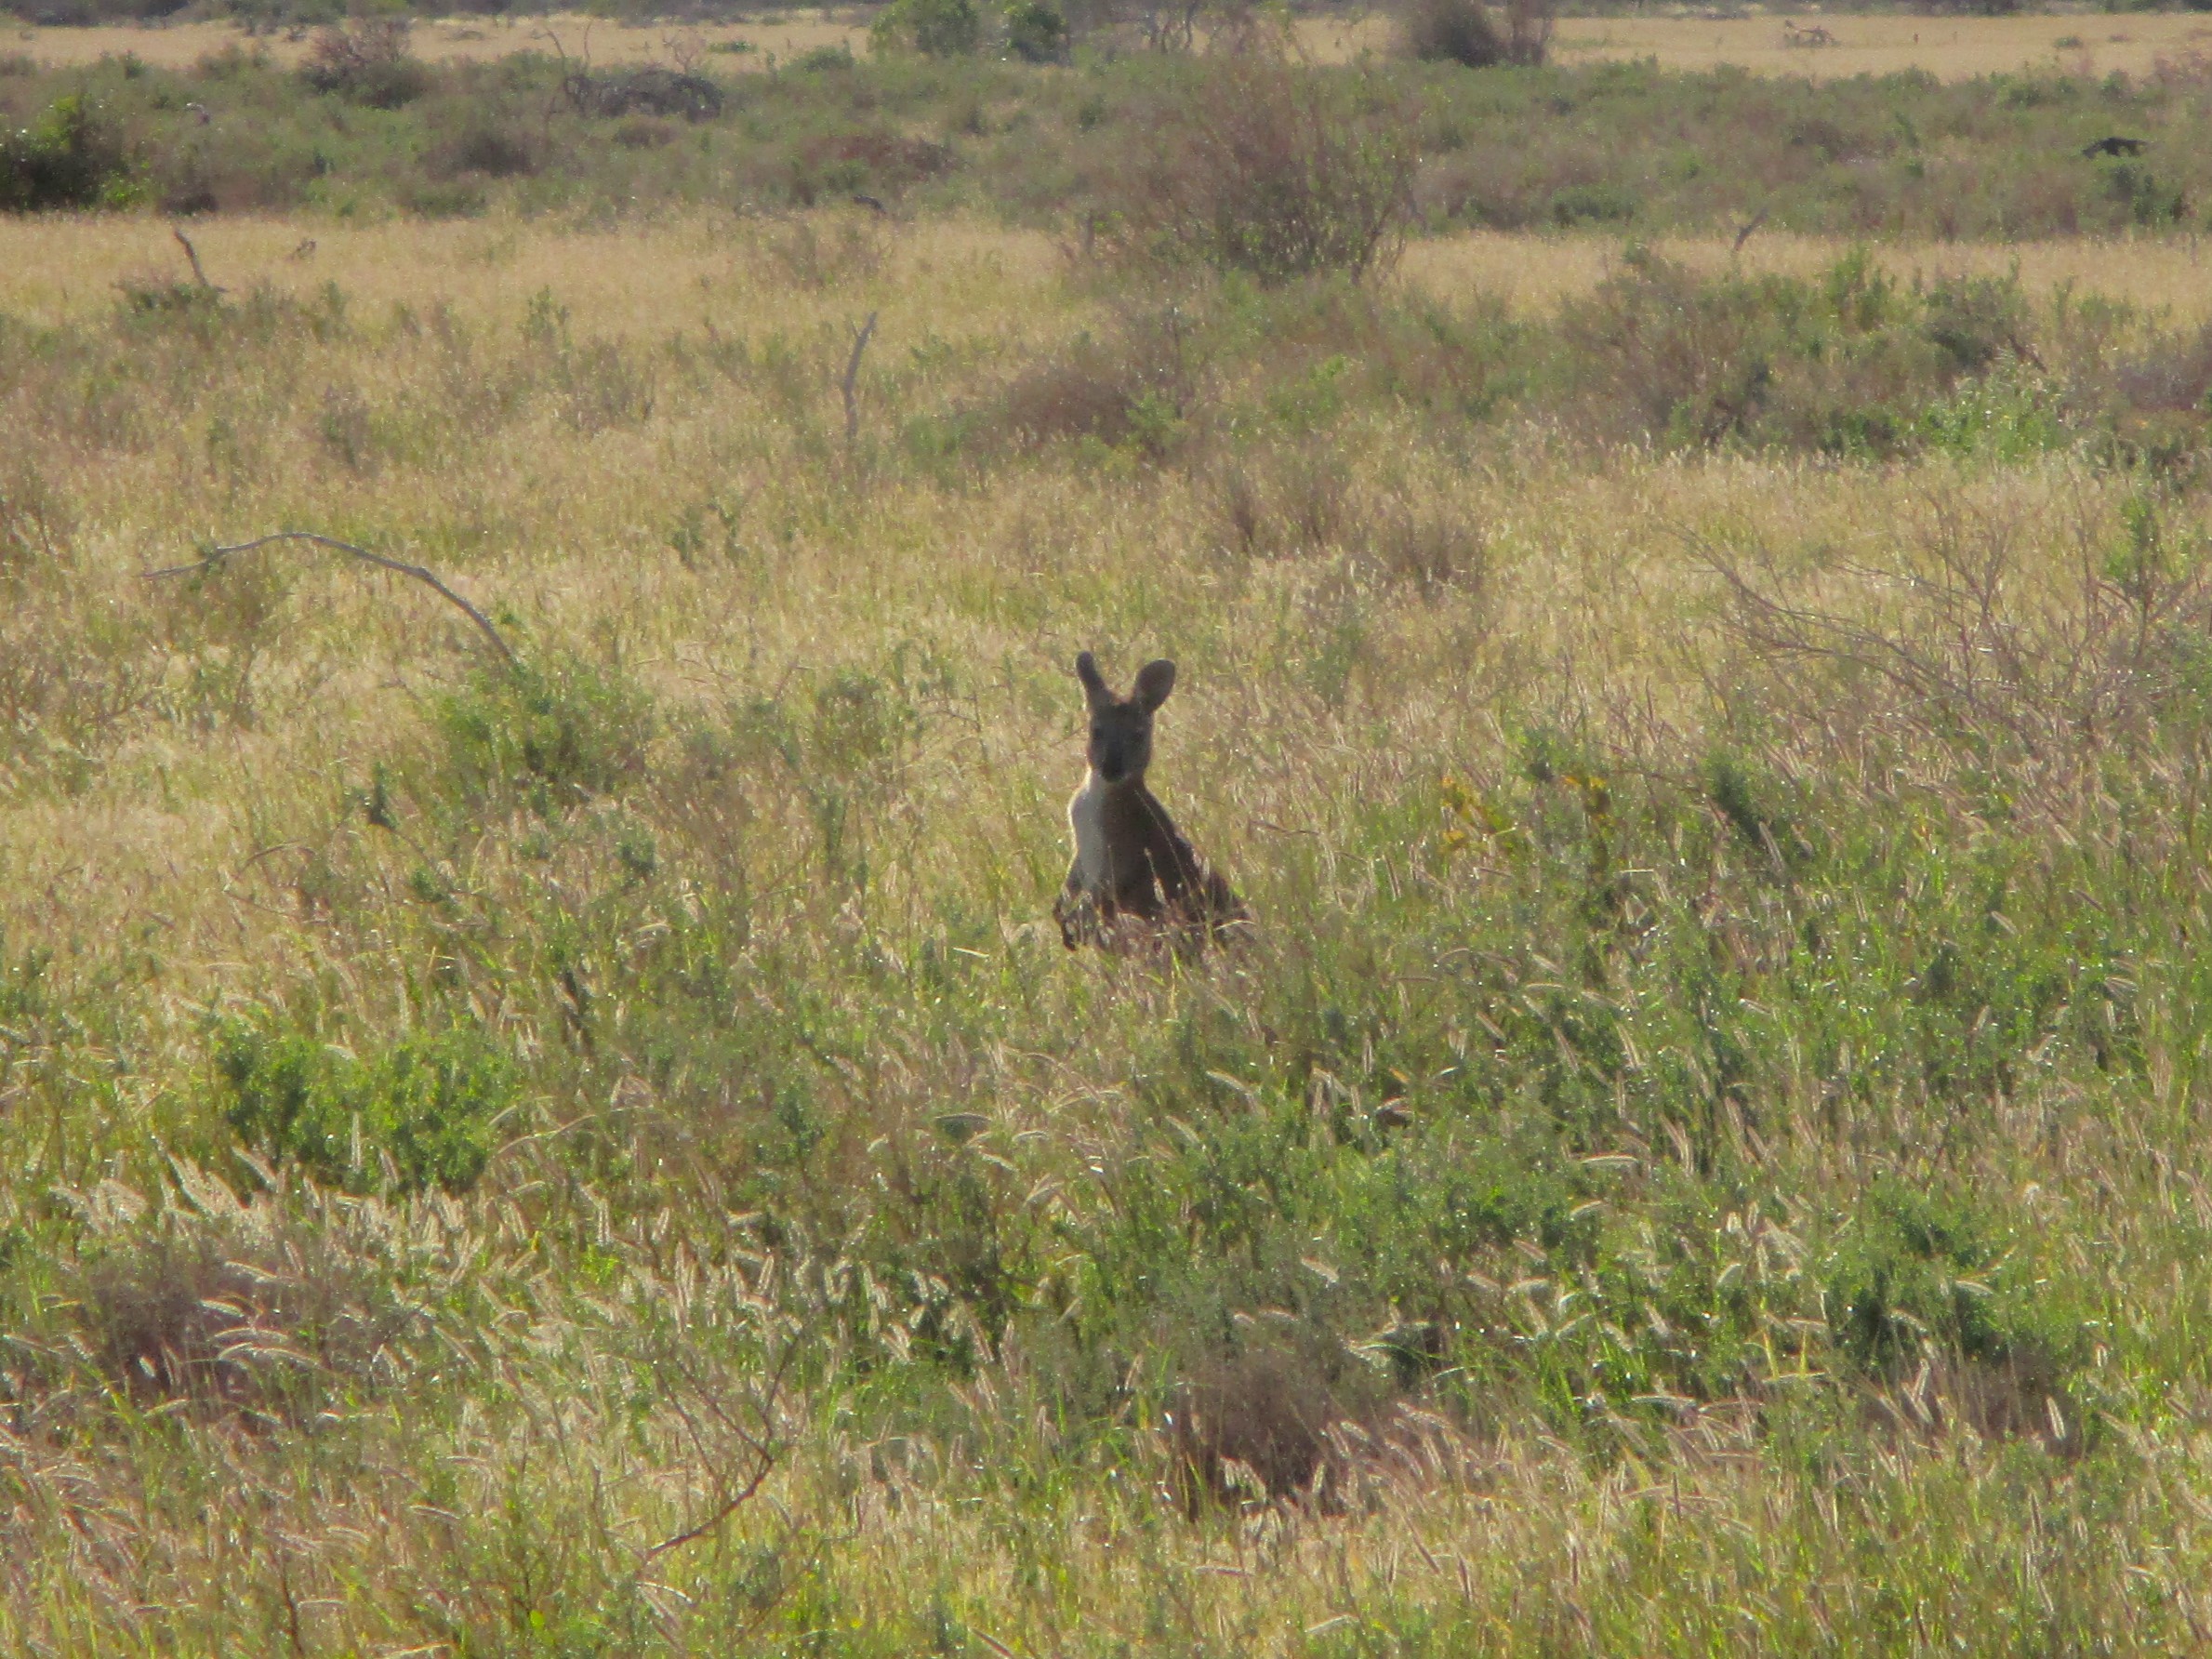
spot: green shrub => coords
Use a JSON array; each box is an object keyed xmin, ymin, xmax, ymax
[
  {"xmin": 872, "ymin": 0, "xmax": 984, "ymax": 58},
  {"xmin": 2101, "ymin": 158, "xmax": 2188, "ymax": 227},
  {"xmin": 1914, "ymin": 358, "xmax": 2069, "ymax": 460},
  {"xmin": 0, "ymin": 96, "xmax": 138, "ymax": 212},
  {"xmin": 216, "ymin": 1018, "xmax": 519, "ymax": 1195},
  {"xmin": 1819, "ymin": 1179, "xmax": 2086, "ymax": 1439},
  {"xmin": 1107, "ymin": 35, "xmax": 1422, "ymax": 284},
  {"xmin": 299, "ymin": 18, "xmax": 429, "ymax": 109},
  {"xmin": 435, "ymin": 656, "xmax": 656, "ymax": 816},
  {"xmin": 788, "ymin": 42, "xmax": 858, "ymax": 73},
  {"xmin": 1003, "ymin": 0, "xmax": 1068, "ymax": 63},
  {"xmin": 1554, "ymin": 248, "xmax": 2073, "ymax": 457},
  {"xmin": 1401, "ymin": 0, "xmax": 1502, "ymax": 68}
]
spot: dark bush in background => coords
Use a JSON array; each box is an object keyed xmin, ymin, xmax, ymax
[
  {"xmin": 1106, "ymin": 32, "xmax": 1422, "ymax": 284},
  {"xmin": 1401, "ymin": 0, "xmax": 1550, "ymax": 68},
  {"xmin": 1402, "ymin": 0, "xmax": 1504, "ymax": 69},
  {"xmin": 872, "ymin": 0, "xmax": 985, "ymax": 57},
  {"xmin": 1004, "ymin": 0, "xmax": 1070, "ymax": 62},
  {"xmin": 563, "ymin": 64, "xmax": 725, "ymax": 120},
  {"xmin": 1, "ymin": 94, "xmax": 137, "ymax": 211},
  {"xmin": 299, "ymin": 17, "xmax": 429, "ymax": 109}
]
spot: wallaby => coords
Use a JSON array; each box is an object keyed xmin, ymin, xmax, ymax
[{"xmin": 1055, "ymin": 652, "xmax": 1247, "ymax": 950}]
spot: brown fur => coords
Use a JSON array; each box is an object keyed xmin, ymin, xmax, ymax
[{"xmin": 1054, "ymin": 651, "xmax": 1248, "ymax": 950}]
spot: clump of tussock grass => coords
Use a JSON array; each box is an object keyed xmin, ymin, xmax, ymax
[
  {"xmin": 990, "ymin": 298, "xmax": 1207, "ymax": 458},
  {"xmin": 20, "ymin": 1162, "xmax": 444, "ymax": 1420}
]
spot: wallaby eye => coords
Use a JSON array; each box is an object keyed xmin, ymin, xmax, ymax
[{"xmin": 1091, "ymin": 725, "xmax": 1105, "ymax": 739}]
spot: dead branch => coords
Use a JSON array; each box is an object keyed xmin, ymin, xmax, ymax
[
  {"xmin": 1685, "ymin": 526, "xmax": 2034, "ymax": 747},
  {"xmin": 640, "ymin": 1339, "xmax": 798, "ymax": 1560},
  {"xmin": 842, "ymin": 311, "xmax": 879, "ymax": 451},
  {"xmin": 171, "ymin": 227, "xmax": 220, "ymax": 293},
  {"xmin": 141, "ymin": 531, "xmax": 519, "ymax": 670},
  {"xmin": 641, "ymin": 1454, "xmax": 777, "ymax": 1560}
]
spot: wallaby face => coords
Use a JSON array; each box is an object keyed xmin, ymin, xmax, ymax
[
  {"xmin": 1078, "ymin": 651, "xmax": 1173, "ymax": 788},
  {"xmin": 1058, "ymin": 651, "xmax": 1245, "ymax": 952}
]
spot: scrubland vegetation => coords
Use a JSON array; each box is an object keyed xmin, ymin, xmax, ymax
[
  {"xmin": 9, "ymin": 10, "xmax": 2212, "ymax": 1653},
  {"xmin": 6, "ymin": 21, "xmax": 2212, "ymax": 231}
]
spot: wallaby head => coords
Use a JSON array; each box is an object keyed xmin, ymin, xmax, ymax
[{"xmin": 1076, "ymin": 651, "xmax": 1176, "ymax": 788}]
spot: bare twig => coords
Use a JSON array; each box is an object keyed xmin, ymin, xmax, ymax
[
  {"xmin": 142, "ymin": 532, "xmax": 519, "ymax": 670},
  {"xmin": 639, "ymin": 1339, "xmax": 798, "ymax": 1561},
  {"xmin": 640, "ymin": 1454, "xmax": 777, "ymax": 1560},
  {"xmin": 842, "ymin": 311, "xmax": 878, "ymax": 451},
  {"xmin": 171, "ymin": 227, "xmax": 220, "ymax": 292}
]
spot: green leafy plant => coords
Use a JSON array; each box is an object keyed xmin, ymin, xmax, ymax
[
  {"xmin": 0, "ymin": 96, "xmax": 139, "ymax": 212},
  {"xmin": 215, "ymin": 1018, "xmax": 520, "ymax": 1195},
  {"xmin": 1003, "ymin": 0, "xmax": 1068, "ymax": 62},
  {"xmin": 435, "ymin": 654, "xmax": 656, "ymax": 816},
  {"xmin": 872, "ymin": 0, "xmax": 984, "ymax": 58}
]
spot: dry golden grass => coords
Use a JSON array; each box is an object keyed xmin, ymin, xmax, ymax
[
  {"xmin": 7, "ymin": 205, "xmax": 2212, "ymax": 1652},
  {"xmin": 1399, "ymin": 229, "xmax": 2212, "ymax": 323},
  {"xmin": 0, "ymin": 211, "xmax": 1063, "ymax": 330},
  {"xmin": 0, "ymin": 211, "xmax": 2171, "ymax": 1000},
  {"xmin": 11, "ymin": 215, "xmax": 2210, "ymax": 335},
  {"xmin": 1546, "ymin": 9, "xmax": 2212, "ymax": 81},
  {"xmin": 18, "ymin": 7, "xmax": 2212, "ymax": 82},
  {"xmin": 1282, "ymin": 8, "xmax": 2212, "ymax": 78},
  {"xmin": 3, "ymin": 7, "xmax": 868, "ymax": 70}
]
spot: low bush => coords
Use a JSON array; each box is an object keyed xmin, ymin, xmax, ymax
[
  {"xmin": 563, "ymin": 65, "xmax": 724, "ymax": 121},
  {"xmin": 214, "ymin": 1017, "xmax": 520, "ymax": 1195},
  {"xmin": 1401, "ymin": 0, "xmax": 1550, "ymax": 69},
  {"xmin": 427, "ymin": 119, "xmax": 541, "ymax": 180},
  {"xmin": 1004, "ymin": 0, "xmax": 1069, "ymax": 63},
  {"xmin": 299, "ymin": 17, "xmax": 429, "ymax": 109},
  {"xmin": 872, "ymin": 0, "xmax": 985, "ymax": 58},
  {"xmin": 994, "ymin": 303, "xmax": 1206, "ymax": 458},
  {"xmin": 1104, "ymin": 33, "xmax": 1422, "ymax": 284},
  {"xmin": 435, "ymin": 655, "xmax": 656, "ymax": 816},
  {"xmin": 1402, "ymin": 0, "xmax": 1504, "ymax": 69},
  {"xmin": 1556, "ymin": 246, "xmax": 2066, "ymax": 456},
  {"xmin": 0, "ymin": 95, "xmax": 137, "ymax": 212},
  {"xmin": 56, "ymin": 1171, "xmax": 437, "ymax": 1415}
]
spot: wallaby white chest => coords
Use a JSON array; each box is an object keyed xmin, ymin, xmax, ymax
[{"xmin": 1067, "ymin": 771, "xmax": 1113, "ymax": 895}]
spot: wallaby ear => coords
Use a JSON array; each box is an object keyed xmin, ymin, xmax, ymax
[
  {"xmin": 1132, "ymin": 658, "xmax": 1177, "ymax": 712},
  {"xmin": 1075, "ymin": 651, "xmax": 1112, "ymax": 710}
]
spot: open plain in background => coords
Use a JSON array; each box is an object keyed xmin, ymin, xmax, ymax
[{"xmin": 12, "ymin": 7, "xmax": 2212, "ymax": 76}]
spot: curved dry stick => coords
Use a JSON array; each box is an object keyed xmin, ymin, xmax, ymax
[
  {"xmin": 171, "ymin": 226, "xmax": 220, "ymax": 293},
  {"xmin": 842, "ymin": 311, "xmax": 878, "ymax": 451},
  {"xmin": 142, "ymin": 531, "xmax": 519, "ymax": 670}
]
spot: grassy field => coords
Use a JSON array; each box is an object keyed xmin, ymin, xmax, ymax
[
  {"xmin": 16, "ymin": 9, "xmax": 2212, "ymax": 82},
  {"xmin": 9, "ymin": 20, "xmax": 2212, "ymax": 1656},
  {"xmin": 1547, "ymin": 10, "xmax": 2212, "ymax": 81},
  {"xmin": 10, "ymin": 36, "xmax": 2212, "ymax": 233},
  {"xmin": 5, "ymin": 8, "xmax": 872, "ymax": 70}
]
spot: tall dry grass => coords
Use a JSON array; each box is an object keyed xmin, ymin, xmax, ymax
[{"xmin": 3, "ymin": 208, "xmax": 2212, "ymax": 1652}]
